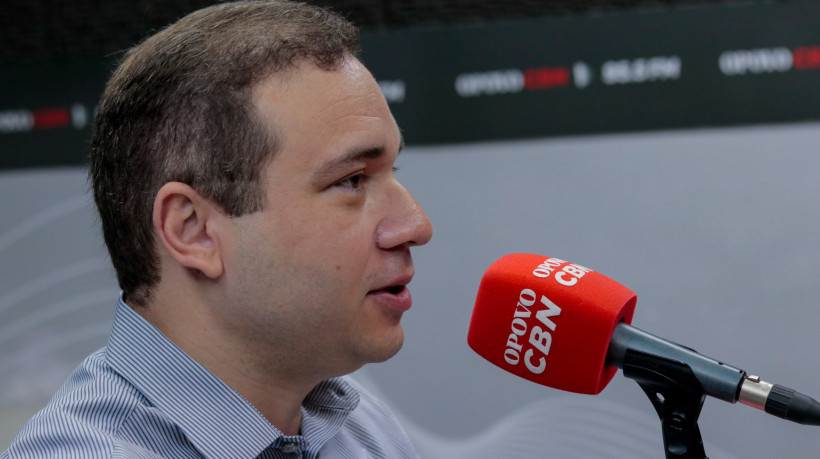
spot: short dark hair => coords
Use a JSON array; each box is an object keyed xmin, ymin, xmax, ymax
[{"xmin": 89, "ymin": 1, "xmax": 360, "ymax": 306}]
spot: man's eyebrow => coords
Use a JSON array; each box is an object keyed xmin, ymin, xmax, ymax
[
  {"xmin": 314, "ymin": 135, "xmax": 405, "ymax": 184},
  {"xmin": 312, "ymin": 147, "xmax": 382, "ymax": 185}
]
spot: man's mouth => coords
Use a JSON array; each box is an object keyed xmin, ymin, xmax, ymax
[
  {"xmin": 368, "ymin": 276, "xmax": 414, "ymax": 313},
  {"xmin": 368, "ymin": 284, "xmax": 406, "ymax": 296}
]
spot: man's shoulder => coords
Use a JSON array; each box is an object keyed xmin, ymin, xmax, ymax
[
  {"xmin": 43, "ymin": 347, "xmax": 146, "ymax": 425},
  {"xmin": 2, "ymin": 348, "xmax": 151, "ymax": 458}
]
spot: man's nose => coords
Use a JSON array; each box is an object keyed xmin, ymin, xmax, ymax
[{"xmin": 375, "ymin": 181, "xmax": 433, "ymax": 250}]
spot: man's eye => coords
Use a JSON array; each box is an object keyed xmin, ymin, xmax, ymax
[{"xmin": 337, "ymin": 173, "xmax": 365, "ymax": 190}]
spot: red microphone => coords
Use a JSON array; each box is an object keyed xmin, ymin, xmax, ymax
[
  {"xmin": 468, "ymin": 253, "xmax": 820, "ymax": 425},
  {"xmin": 467, "ymin": 253, "xmax": 636, "ymax": 395}
]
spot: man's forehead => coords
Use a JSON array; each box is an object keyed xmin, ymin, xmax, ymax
[
  {"xmin": 251, "ymin": 57, "xmax": 386, "ymax": 137},
  {"xmin": 253, "ymin": 54, "xmax": 366, "ymax": 93},
  {"xmin": 251, "ymin": 54, "xmax": 400, "ymax": 174}
]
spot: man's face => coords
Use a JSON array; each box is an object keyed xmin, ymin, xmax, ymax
[{"xmin": 222, "ymin": 57, "xmax": 432, "ymax": 381}]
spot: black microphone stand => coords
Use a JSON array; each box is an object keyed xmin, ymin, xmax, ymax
[{"xmin": 622, "ymin": 349, "xmax": 709, "ymax": 459}]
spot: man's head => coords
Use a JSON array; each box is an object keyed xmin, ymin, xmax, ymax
[
  {"xmin": 90, "ymin": 0, "xmax": 359, "ymax": 306},
  {"xmin": 219, "ymin": 55, "xmax": 433, "ymax": 379}
]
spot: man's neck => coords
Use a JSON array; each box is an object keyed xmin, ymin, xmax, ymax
[{"xmin": 133, "ymin": 288, "xmax": 316, "ymax": 436}]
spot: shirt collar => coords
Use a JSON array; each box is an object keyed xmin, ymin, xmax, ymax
[{"xmin": 105, "ymin": 297, "xmax": 358, "ymax": 458}]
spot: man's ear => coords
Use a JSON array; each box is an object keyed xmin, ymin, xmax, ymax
[{"xmin": 153, "ymin": 182, "xmax": 226, "ymax": 279}]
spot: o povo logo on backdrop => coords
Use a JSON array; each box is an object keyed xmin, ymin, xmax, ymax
[
  {"xmin": 0, "ymin": 104, "xmax": 95, "ymax": 134},
  {"xmin": 453, "ymin": 55, "xmax": 682, "ymax": 98}
]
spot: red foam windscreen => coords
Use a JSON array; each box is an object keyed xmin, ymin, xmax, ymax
[{"xmin": 468, "ymin": 253, "xmax": 637, "ymax": 394}]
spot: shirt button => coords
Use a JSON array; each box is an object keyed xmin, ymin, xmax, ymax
[{"xmin": 281, "ymin": 442, "xmax": 299, "ymax": 454}]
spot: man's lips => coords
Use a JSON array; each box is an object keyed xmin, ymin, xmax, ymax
[
  {"xmin": 367, "ymin": 285, "xmax": 412, "ymax": 313},
  {"xmin": 367, "ymin": 274, "xmax": 414, "ymax": 313}
]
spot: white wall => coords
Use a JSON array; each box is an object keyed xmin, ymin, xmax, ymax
[
  {"xmin": 3, "ymin": 122, "xmax": 820, "ymax": 457},
  {"xmin": 366, "ymin": 122, "xmax": 820, "ymax": 458}
]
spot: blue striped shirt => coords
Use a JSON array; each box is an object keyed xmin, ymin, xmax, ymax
[{"xmin": 2, "ymin": 298, "xmax": 418, "ymax": 458}]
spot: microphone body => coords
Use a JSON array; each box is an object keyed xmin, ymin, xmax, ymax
[{"xmin": 468, "ymin": 253, "xmax": 820, "ymax": 427}]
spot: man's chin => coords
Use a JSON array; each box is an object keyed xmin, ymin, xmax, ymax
[{"xmin": 364, "ymin": 328, "xmax": 405, "ymax": 364}]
